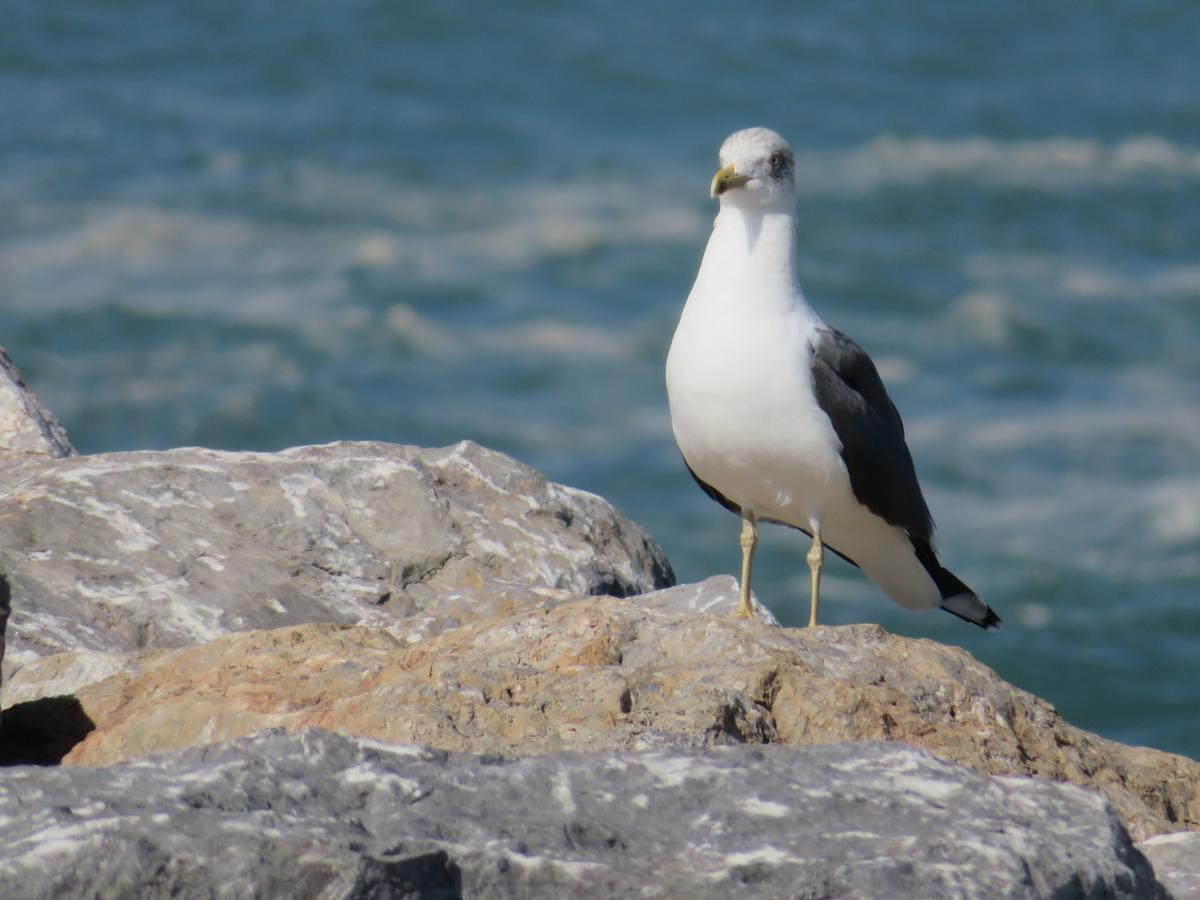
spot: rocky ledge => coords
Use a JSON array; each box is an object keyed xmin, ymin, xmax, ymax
[
  {"xmin": 3, "ymin": 580, "xmax": 1197, "ymax": 848},
  {"xmin": 0, "ymin": 439, "xmax": 671, "ymax": 665},
  {"xmin": 0, "ymin": 731, "xmax": 1166, "ymax": 899},
  {"xmin": 1, "ymin": 349, "xmax": 1197, "ymax": 898}
]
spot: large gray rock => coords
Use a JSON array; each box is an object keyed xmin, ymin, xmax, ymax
[
  {"xmin": 1138, "ymin": 832, "xmax": 1200, "ymax": 899},
  {"xmin": 0, "ymin": 347, "xmax": 73, "ymax": 705},
  {"xmin": 0, "ymin": 730, "xmax": 1166, "ymax": 899},
  {"xmin": 0, "ymin": 440, "xmax": 673, "ymax": 668},
  {"xmin": 0, "ymin": 347, "xmax": 74, "ymax": 460}
]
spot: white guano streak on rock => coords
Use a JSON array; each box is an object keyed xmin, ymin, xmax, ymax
[
  {"xmin": 1140, "ymin": 831, "xmax": 1198, "ymax": 847},
  {"xmin": 354, "ymin": 740, "xmax": 433, "ymax": 759},
  {"xmin": 552, "ymin": 768, "xmax": 577, "ymax": 816},
  {"xmin": 883, "ymin": 772, "xmax": 965, "ymax": 804},
  {"xmin": 279, "ymin": 471, "xmax": 325, "ymax": 519},
  {"xmin": 7, "ymin": 817, "xmax": 125, "ymax": 867},
  {"xmin": 723, "ymin": 847, "xmax": 792, "ymax": 867},
  {"xmin": 63, "ymin": 552, "xmax": 124, "ymax": 567},
  {"xmin": 75, "ymin": 577, "xmax": 225, "ymax": 644},
  {"xmin": 0, "ymin": 650, "xmax": 131, "ymax": 707},
  {"xmin": 692, "ymin": 813, "xmax": 725, "ymax": 836},
  {"xmin": 469, "ymin": 537, "xmax": 511, "ymax": 562},
  {"xmin": 216, "ymin": 819, "xmax": 287, "ymax": 840},
  {"xmin": 150, "ymin": 760, "xmax": 242, "ymax": 785},
  {"xmin": 740, "ymin": 797, "xmax": 790, "ymax": 818},
  {"xmin": 337, "ymin": 454, "xmax": 422, "ymax": 487},
  {"xmin": 639, "ymin": 755, "xmax": 729, "ymax": 789},
  {"xmin": 513, "ymin": 507, "xmax": 604, "ymax": 586},
  {"xmin": 2, "ymin": 611, "xmax": 112, "ymax": 664},
  {"xmin": 495, "ymin": 849, "xmax": 603, "ymax": 878},
  {"xmin": 119, "ymin": 486, "xmax": 215, "ymax": 512},
  {"xmin": 338, "ymin": 763, "xmax": 422, "ymax": 798},
  {"xmin": 47, "ymin": 457, "xmax": 228, "ymax": 486},
  {"xmin": 429, "ymin": 448, "xmax": 515, "ymax": 499},
  {"xmin": 546, "ymin": 480, "xmax": 608, "ymax": 510},
  {"xmin": 67, "ymin": 495, "xmax": 160, "ymax": 554}
]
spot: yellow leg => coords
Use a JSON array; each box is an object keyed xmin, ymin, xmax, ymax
[
  {"xmin": 806, "ymin": 525, "xmax": 823, "ymax": 628},
  {"xmin": 736, "ymin": 512, "xmax": 757, "ymax": 618}
]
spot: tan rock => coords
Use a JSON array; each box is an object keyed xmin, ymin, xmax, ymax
[{"xmin": 39, "ymin": 586, "xmax": 1199, "ymax": 842}]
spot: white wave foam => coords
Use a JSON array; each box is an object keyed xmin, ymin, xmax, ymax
[
  {"xmin": 961, "ymin": 407, "xmax": 1200, "ymax": 453},
  {"xmin": 1, "ymin": 205, "xmax": 252, "ymax": 292},
  {"xmin": 384, "ymin": 303, "xmax": 638, "ymax": 362},
  {"xmin": 8, "ymin": 134, "xmax": 1197, "ymax": 322},
  {"xmin": 1014, "ymin": 604, "xmax": 1052, "ymax": 629},
  {"xmin": 797, "ymin": 134, "xmax": 1200, "ymax": 191},
  {"xmin": 280, "ymin": 162, "xmax": 706, "ymax": 275},
  {"xmin": 945, "ymin": 290, "xmax": 1034, "ymax": 346},
  {"xmin": 2, "ymin": 169, "xmax": 707, "ymax": 319},
  {"xmin": 1148, "ymin": 481, "xmax": 1200, "ymax": 545},
  {"xmin": 475, "ymin": 319, "xmax": 631, "ymax": 358},
  {"xmin": 906, "ymin": 398, "xmax": 1200, "ymax": 582},
  {"xmin": 965, "ymin": 252, "xmax": 1200, "ymax": 301}
]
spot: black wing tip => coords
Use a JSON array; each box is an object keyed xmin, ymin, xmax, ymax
[
  {"xmin": 981, "ymin": 607, "xmax": 1004, "ymax": 632},
  {"xmin": 941, "ymin": 594, "xmax": 1004, "ymax": 632},
  {"xmin": 909, "ymin": 540, "xmax": 1001, "ymax": 632}
]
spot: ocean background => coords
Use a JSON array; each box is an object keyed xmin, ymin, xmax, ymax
[{"xmin": 3, "ymin": 2, "xmax": 1198, "ymax": 757}]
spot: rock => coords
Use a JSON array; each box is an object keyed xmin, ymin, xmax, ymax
[
  {"xmin": 0, "ymin": 345, "xmax": 74, "ymax": 706},
  {"xmin": 0, "ymin": 730, "xmax": 1167, "ymax": 899},
  {"xmin": 1, "ymin": 647, "xmax": 137, "ymax": 710},
  {"xmin": 11, "ymin": 580, "xmax": 1195, "ymax": 842},
  {"xmin": 1137, "ymin": 832, "xmax": 1200, "ymax": 900},
  {"xmin": 0, "ymin": 561, "xmax": 9, "ymax": 716},
  {"xmin": 0, "ymin": 440, "xmax": 673, "ymax": 669},
  {"xmin": 0, "ymin": 348, "xmax": 75, "ymax": 460}
]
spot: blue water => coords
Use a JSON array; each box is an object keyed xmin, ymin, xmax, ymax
[{"xmin": 4, "ymin": 2, "xmax": 1199, "ymax": 757}]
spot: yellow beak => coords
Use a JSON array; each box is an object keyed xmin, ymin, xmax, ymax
[{"xmin": 710, "ymin": 163, "xmax": 751, "ymax": 198}]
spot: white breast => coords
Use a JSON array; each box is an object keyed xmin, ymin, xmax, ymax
[{"xmin": 666, "ymin": 276, "xmax": 850, "ymax": 528}]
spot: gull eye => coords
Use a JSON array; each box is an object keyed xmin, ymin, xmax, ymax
[{"xmin": 769, "ymin": 152, "xmax": 785, "ymax": 170}]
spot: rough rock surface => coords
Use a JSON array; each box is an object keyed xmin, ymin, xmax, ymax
[
  {"xmin": 8, "ymin": 579, "xmax": 1194, "ymax": 842},
  {"xmin": 0, "ymin": 440, "xmax": 673, "ymax": 668},
  {"xmin": 1137, "ymin": 831, "xmax": 1200, "ymax": 900},
  {"xmin": 0, "ymin": 347, "xmax": 75, "ymax": 460},
  {"xmin": 0, "ymin": 560, "xmax": 8, "ymax": 716},
  {"xmin": 0, "ymin": 347, "xmax": 72, "ymax": 704},
  {"xmin": 0, "ymin": 355, "xmax": 1194, "ymax": 893},
  {"xmin": 0, "ymin": 730, "xmax": 1166, "ymax": 899}
]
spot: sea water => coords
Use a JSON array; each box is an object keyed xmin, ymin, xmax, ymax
[{"xmin": 3, "ymin": 1, "xmax": 1198, "ymax": 757}]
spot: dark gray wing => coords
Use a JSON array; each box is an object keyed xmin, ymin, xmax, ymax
[{"xmin": 809, "ymin": 328, "xmax": 934, "ymax": 541}]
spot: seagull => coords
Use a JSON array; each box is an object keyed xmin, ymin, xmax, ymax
[{"xmin": 665, "ymin": 127, "xmax": 1001, "ymax": 631}]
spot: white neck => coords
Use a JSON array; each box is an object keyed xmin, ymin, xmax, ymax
[{"xmin": 692, "ymin": 204, "xmax": 805, "ymax": 312}]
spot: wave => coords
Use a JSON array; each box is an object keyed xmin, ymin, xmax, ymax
[
  {"xmin": 0, "ymin": 168, "xmax": 707, "ymax": 320},
  {"xmin": 796, "ymin": 134, "xmax": 1200, "ymax": 191},
  {"xmin": 6, "ymin": 134, "xmax": 1199, "ymax": 325},
  {"xmin": 386, "ymin": 305, "xmax": 635, "ymax": 361},
  {"xmin": 965, "ymin": 252, "xmax": 1200, "ymax": 301}
]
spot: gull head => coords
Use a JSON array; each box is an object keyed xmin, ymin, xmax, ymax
[{"xmin": 710, "ymin": 127, "xmax": 795, "ymax": 210}]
